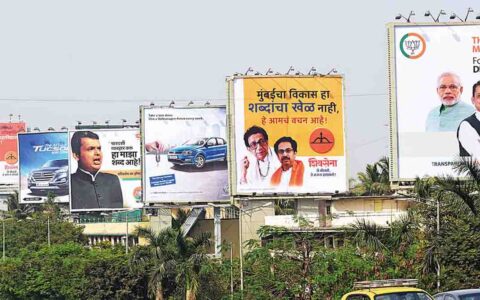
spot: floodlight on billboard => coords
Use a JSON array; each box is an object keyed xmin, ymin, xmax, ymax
[
  {"xmin": 18, "ymin": 132, "xmax": 69, "ymax": 204},
  {"xmin": 141, "ymin": 106, "xmax": 228, "ymax": 203},
  {"xmin": 0, "ymin": 122, "xmax": 25, "ymax": 185},
  {"xmin": 388, "ymin": 23, "xmax": 480, "ymax": 181},
  {"xmin": 228, "ymin": 75, "xmax": 347, "ymax": 196},
  {"xmin": 69, "ymin": 129, "xmax": 142, "ymax": 211}
]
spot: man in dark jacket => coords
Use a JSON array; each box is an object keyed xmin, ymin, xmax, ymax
[{"xmin": 70, "ymin": 131, "xmax": 123, "ymax": 210}]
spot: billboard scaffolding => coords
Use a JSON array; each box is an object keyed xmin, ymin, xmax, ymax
[
  {"xmin": 228, "ymin": 75, "xmax": 347, "ymax": 196},
  {"xmin": 18, "ymin": 132, "xmax": 69, "ymax": 204},
  {"xmin": 0, "ymin": 122, "xmax": 25, "ymax": 185},
  {"xmin": 69, "ymin": 129, "xmax": 142, "ymax": 211},
  {"xmin": 388, "ymin": 23, "xmax": 480, "ymax": 182},
  {"xmin": 141, "ymin": 106, "xmax": 229, "ymax": 203}
]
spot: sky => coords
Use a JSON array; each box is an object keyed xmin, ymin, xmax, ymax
[{"xmin": 0, "ymin": 0, "xmax": 475, "ymax": 179}]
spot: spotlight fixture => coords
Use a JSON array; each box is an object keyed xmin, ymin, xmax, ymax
[
  {"xmin": 92, "ymin": 121, "xmax": 97, "ymax": 125},
  {"xmin": 33, "ymin": 127, "xmax": 40, "ymax": 132},
  {"xmin": 169, "ymin": 100, "xmax": 175, "ymax": 108},
  {"xmin": 244, "ymin": 67, "xmax": 253, "ymax": 75},
  {"xmin": 8, "ymin": 113, "xmax": 13, "ymax": 122},
  {"xmin": 47, "ymin": 127, "xmax": 55, "ymax": 131},
  {"xmin": 76, "ymin": 121, "xmax": 82, "ymax": 125},
  {"xmin": 425, "ymin": 9, "xmax": 445, "ymax": 22},
  {"xmin": 233, "ymin": 72, "xmax": 242, "ymax": 76},
  {"xmin": 135, "ymin": 120, "xmax": 140, "ymax": 125},
  {"xmin": 308, "ymin": 67, "xmax": 317, "ymax": 75},
  {"xmin": 265, "ymin": 68, "xmax": 274, "ymax": 75},
  {"xmin": 254, "ymin": 71, "xmax": 262, "ymax": 75},
  {"xmin": 449, "ymin": 9, "xmax": 472, "ymax": 22},
  {"xmin": 294, "ymin": 71, "xmax": 303, "ymax": 76},
  {"xmin": 105, "ymin": 120, "xmax": 110, "ymax": 125},
  {"xmin": 395, "ymin": 10, "xmax": 415, "ymax": 22},
  {"xmin": 187, "ymin": 101, "xmax": 194, "ymax": 106},
  {"xmin": 286, "ymin": 66, "xmax": 295, "ymax": 75},
  {"xmin": 121, "ymin": 119, "xmax": 127, "ymax": 125},
  {"xmin": 60, "ymin": 126, "xmax": 68, "ymax": 131},
  {"xmin": 327, "ymin": 68, "xmax": 337, "ymax": 75},
  {"xmin": 150, "ymin": 102, "xmax": 155, "ymax": 106},
  {"xmin": 204, "ymin": 101, "xmax": 211, "ymax": 106}
]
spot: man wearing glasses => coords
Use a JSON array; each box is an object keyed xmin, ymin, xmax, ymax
[
  {"xmin": 270, "ymin": 136, "xmax": 304, "ymax": 187},
  {"xmin": 425, "ymin": 72, "xmax": 474, "ymax": 132},
  {"xmin": 240, "ymin": 126, "xmax": 279, "ymax": 185}
]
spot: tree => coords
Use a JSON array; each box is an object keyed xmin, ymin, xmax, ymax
[
  {"xmin": 353, "ymin": 156, "xmax": 391, "ymax": 196},
  {"xmin": 412, "ymin": 158, "xmax": 480, "ymax": 290},
  {"xmin": 132, "ymin": 227, "xmax": 211, "ymax": 300}
]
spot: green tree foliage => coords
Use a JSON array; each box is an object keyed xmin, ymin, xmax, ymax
[
  {"xmin": 132, "ymin": 227, "xmax": 213, "ymax": 300},
  {"xmin": 0, "ymin": 243, "xmax": 147, "ymax": 299},
  {"xmin": 353, "ymin": 156, "xmax": 391, "ymax": 196},
  {"xmin": 412, "ymin": 158, "xmax": 480, "ymax": 290}
]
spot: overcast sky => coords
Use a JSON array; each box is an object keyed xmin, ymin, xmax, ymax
[{"xmin": 0, "ymin": 0, "xmax": 475, "ymax": 178}]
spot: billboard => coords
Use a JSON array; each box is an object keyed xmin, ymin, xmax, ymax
[
  {"xmin": 0, "ymin": 122, "xmax": 25, "ymax": 184},
  {"xmin": 141, "ymin": 106, "xmax": 228, "ymax": 202},
  {"xmin": 389, "ymin": 23, "xmax": 480, "ymax": 180},
  {"xmin": 18, "ymin": 132, "xmax": 69, "ymax": 203},
  {"xmin": 229, "ymin": 76, "xmax": 347, "ymax": 195},
  {"xmin": 69, "ymin": 129, "xmax": 142, "ymax": 211}
]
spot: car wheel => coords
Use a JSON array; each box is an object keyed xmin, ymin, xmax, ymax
[{"xmin": 194, "ymin": 155, "xmax": 205, "ymax": 168}]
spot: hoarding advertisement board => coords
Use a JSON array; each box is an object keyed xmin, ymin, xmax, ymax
[
  {"xmin": 69, "ymin": 129, "xmax": 142, "ymax": 211},
  {"xmin": 19, "ymin": 132, "xmax": 69, "ymax": 203},
  {"xmin": 231, "ymin": 76, "xmax": 347, "ymax": 195},
  {"xmin": 142, "ymin": 107, "xmax": 228, "ymax": 202},
  {"xmin": 391, "ymin": 24, "xmax": 480, "ymax": 180},
  {"xmin": 0, "ymin": 122, "xmax": 25, "ymax": 184}
]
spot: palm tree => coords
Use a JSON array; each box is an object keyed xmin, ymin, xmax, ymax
[
  {"xmin": 354, "ymin": 156, "xmax": 391, "ymax": 196},
  {"xmin": 132, "ymin": 227, "xmax": 211, "ymax": 300}
]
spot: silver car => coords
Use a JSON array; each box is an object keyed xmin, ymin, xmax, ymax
[{"xmin": 434, "ymin": 289, "xmax": 480, "ymax": 300}]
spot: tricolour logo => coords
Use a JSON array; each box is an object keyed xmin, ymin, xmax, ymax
[{"xmin": 399, "ymin": 33, "xmax": 426, "ymax": 59}]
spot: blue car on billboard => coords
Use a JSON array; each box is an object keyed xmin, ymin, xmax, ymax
[{"xmin": 168, "ymin": 137, "xmax": 227, "ymax": 169}]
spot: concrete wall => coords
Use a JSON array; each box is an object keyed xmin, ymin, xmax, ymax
[{"xmin": 189, "ymin": 218, "xmax": 239, "ymax": 258}]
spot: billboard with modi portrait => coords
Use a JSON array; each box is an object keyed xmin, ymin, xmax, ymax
[
  {"xmin": 389, "ymin": 23, "xmax": 480, "ymax": 181},
  {"xmin": 228, "ymin": 75, "xmax": 347, "ymax": 196}
]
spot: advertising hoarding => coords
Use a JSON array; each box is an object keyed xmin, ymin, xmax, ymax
[
  {"xmin": 229, "ymin": 76, "xmax": 347, "ymax": 195},
  {"xmin": 389, "ymin": 23, "xmax": 480, "ymax": 180},
  {"xmin": 142, "ymin": 106, "xmax": 228, "ymax": 203},
  {"xmin": 69, "ymin": 129, "xmax": 142, "ymax": 211},
  {"xmin": 18, "ymin": 132, "xmax": 69, "ymax": 203},
  {"xmin": 0, "ymin": 122, "xmax": 25, "ymax": 185}
]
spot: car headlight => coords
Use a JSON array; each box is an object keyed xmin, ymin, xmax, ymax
[
  {"xmin": 54, "ymin": 171, "xmax": 68, "ymax": 182},
  {"xmin": 182, "ymin": 150, "xmax": 193, "ymax": 155}
]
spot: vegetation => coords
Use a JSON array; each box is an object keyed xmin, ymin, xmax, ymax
[{"xmin": 1, "ymin": 157, "xmax": 480, "ymax": 298}]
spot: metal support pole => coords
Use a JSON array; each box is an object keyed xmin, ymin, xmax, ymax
[
  {"xmin": 239, "ymin": 205, "xmax": 244, "ymax": 297},
  {"xmin": 230, "ymin": 242, "xmax": 233, "ymax": 300},
  {"xmin": 2, "ymin": 218, "xmax": 5, "ymax": 260},
  {"xmin": 126, "ymin": 213, "xmax": 129, "ymax": 254},
  {"xmin": 214, "ymin": 206, "xmax": 222, "ymax": 258},
  {"xmin": 47, "ymin": 215, "xmax": 51, "ymax": 247},
  {"xmin": 436, "ymin": 199, "xmax": 440, "ymax": 290}
]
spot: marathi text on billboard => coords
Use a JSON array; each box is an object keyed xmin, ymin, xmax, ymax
[
  {"xmin": 142, "ymin": 107, "xmax": 228, "ymax": 202},
  {"xmin": 69, "ymin": 129, "xmax": 142, "ymax": 211},
  {"xmin": 390, "ymin": 24, "xmax": 480, "ymax": 180},
  {"xmin": 231, "ymin": 76, "xmax": 347, "ymax": 195},
  {"xmin": 0, "ymin": 122, "xmax": 25, "ymax": 185},
  {"xmin": 18, "ymin": 132, "xmax": 69, "ymax": 204}
]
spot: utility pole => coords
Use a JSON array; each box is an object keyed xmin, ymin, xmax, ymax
[
  {"xmin": 2, "ymin": 217, "xmax": 5, "ymax": 260},
  {"xmin": 125, "ymin": 212, "xmax": 129, "ymax": 254},
  {"xmin": 47, "ymin": 215, "xmax": 51, "ymax": 247}
]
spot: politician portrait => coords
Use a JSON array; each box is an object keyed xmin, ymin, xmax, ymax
[
  {"xmin": 425, "ymin": 72, "xmax": 474, "ymax": 132},
  {"xmin": 70, "ymin": 131, "xmax": 123, "ymax": 210}
]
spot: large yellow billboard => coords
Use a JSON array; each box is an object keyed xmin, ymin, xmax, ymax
[{"xmin": 229, "ymin": 76, "xmax": 347, "ymax": 195}]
